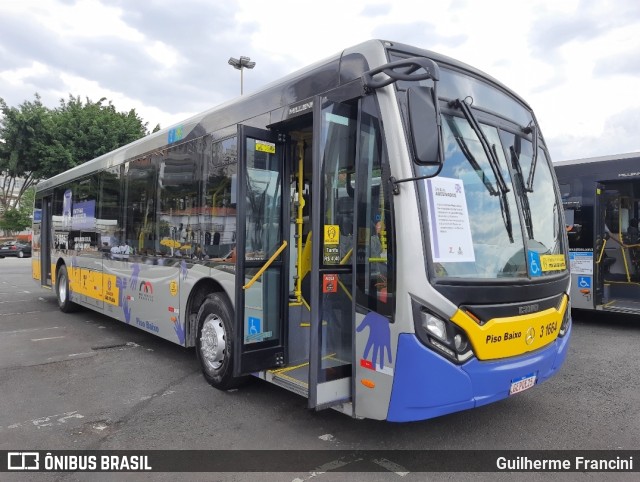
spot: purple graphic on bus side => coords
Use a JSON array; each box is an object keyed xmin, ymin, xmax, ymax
[
  {"xmin": 129, "ymin": 263, "xmax": 140, "ymax": 289},
  {"xmin": 123, "ymin": 298, "xmax": 131, "ymax": 324},
  {"xmin": 173, "ymin": 320, "xmax": 186, "ymax": 345},
  {"xmin": 357, "ymin": 311, "xmax": 392, "ymax": 370},
  {"xmin": 116, "ymin": 276, "xmax": 127, "ymax": 307}
]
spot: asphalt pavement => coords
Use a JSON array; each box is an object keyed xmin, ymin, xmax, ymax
[{"xmin": 0, "ymin": 256, "xmax": 638, "ymax": 481}]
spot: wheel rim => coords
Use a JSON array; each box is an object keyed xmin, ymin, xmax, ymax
[
  {"xmin": 200, "ymin": 314, "xmax": 227, "ymax": 372},
  {"xmin": 58, "ymin": 272, "xmax": 67, "ymax": 304},
  {"xmin": 18, "ymin": 251, "xmax": 24, "ymax": 258}
]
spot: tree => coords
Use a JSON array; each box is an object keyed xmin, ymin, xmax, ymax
[
  {"xmin": 19, "ymin": 187, "xmax": 35, "ymax": 215},
  {"xmin": 0, "ymin": 94, "xmax": 59, "ymax": 212},
  {"xmin": 0, "ymin": 207, "xmax": 32, "ymax": 234},
  {"xmin": 53, "ymin": 95, "xmax": 148, "ymax": 171},
  {"xmin": 0, "ymin": 94, "xmax": 150, "ymax": 212},
  {"xmin": 0, "ymin": 187, "xmax": 35, "ymax": 236}
]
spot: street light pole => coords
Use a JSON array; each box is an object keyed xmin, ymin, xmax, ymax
[{"xmin": 228, "ymin": 56, "xmax": 256, "ymax": 95}]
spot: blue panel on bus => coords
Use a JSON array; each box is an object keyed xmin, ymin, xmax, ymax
[
  {"xmin": 248, "ymin": 316, "xmax": 261, "ymax": 334},
  {"xmin": 577, "ymin": 276, "xmax": 591, "ymax": 289},
  {"xmin": 528, "ymin": 250, "xmax": 542, "ymax": 277},
  {"xmin": 168, "ymin": 125, "xmax": 184, "ymax": 144},
  {"xmin": 387, "ymin": 335, "xmax": 474, "ymax": 422},
  {"xmin": 387, "ymin": 326, "xmax": 571, "ymax": 422}
]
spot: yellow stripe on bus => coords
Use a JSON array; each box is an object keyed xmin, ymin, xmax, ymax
[
  {"xmin": 67, "ymin": 267, "xmax": 120, "ymax": 306},
  {"xmin": 451, "ymin": 295, "xmax": 567, "ymax": 360}
]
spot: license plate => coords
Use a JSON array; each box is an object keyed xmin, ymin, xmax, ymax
[{"xmin": 509, "ymin": 373, "xmax": 536, "ymax": 395}]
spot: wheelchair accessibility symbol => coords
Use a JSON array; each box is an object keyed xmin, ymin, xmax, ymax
[
  {"xmin": 528, "ymin": 250, "xmax": 542, "ymax": 277},
  {"xmin": 248, "ymin": 316, "xmax": 261, "ymax": 335},
  {"xmin": 577, "ymin": 276, "xmax": 591, "ymax": 289}
]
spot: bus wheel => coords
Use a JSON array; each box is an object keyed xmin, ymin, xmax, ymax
[
  {"xmin": 56, "ymin": 265, "xmax": 78, "ymax": 313},
  {"xmin": 196, "ymin": 292, "xmax": 242, "ymax": 389}
]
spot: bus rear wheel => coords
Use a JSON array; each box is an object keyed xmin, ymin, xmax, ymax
[
  {"xmin": 56, "ymin": 265, "xmax": 79, "ymax": 313},
  {"xmin": 195, "ymin": 292, "xmax": 242, "ymax": 390}
]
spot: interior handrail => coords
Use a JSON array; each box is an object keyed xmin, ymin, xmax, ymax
[
  {"xmin": 243, "ymin": 240, "xmax": 288, "ymax": 290},
  {"xmin": 596, "ymin": 238, "xmax": 608, "ymax": 264},
  {"xmin": 340, "ymin": 248, "xmax": 353, "ymax": 265}
]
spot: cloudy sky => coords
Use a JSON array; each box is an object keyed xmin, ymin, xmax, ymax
[{"xmin": 1, "ymin": 0, "xmax": 639, "ymax": 162}]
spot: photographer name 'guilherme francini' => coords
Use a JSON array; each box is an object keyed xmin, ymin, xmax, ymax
[{"xmin": 497, "ymin": 455, "xmax": 634, "ymax": 471}]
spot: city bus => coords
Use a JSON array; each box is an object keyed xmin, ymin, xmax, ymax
[
  {"xmin": 555, "ymin": 152, "xmax": 640, "ymax": 314},
  {"xmin": 32, "ymin": 39, "xmax": 571, "ymax": 422}
]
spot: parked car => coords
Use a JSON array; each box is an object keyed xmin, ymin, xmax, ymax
[{"xmin": 0, "ymin": 240, "xmax": 32, "ymax": 258}]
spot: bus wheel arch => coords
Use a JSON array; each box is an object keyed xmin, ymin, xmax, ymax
[
  {"xmin": 185, "ymin": 279, "xmax": 228, "ymax": 347},
  {"xmin": 194, "ymin": 290, "xmax": 243, "ymax": 390},
  {"xmin": 56, "ymin": 262, "xmax": 79, "ymax": 313}
]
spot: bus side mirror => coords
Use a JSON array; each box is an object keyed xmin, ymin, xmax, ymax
[{"xmin": 407, "ymin": 86, "xmax": 442, "ymax": 166}]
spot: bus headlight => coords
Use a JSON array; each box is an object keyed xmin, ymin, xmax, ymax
[
  {"xmin": 411, "ymin": 296, "xmax": 474, "ymax": 364},
  {"xmin": 454, "ymin": 334, "xmax": 468, "ymax": 352},
  {"xmin": 421, "ymin": 312, "xmax": 446, "ymax": 340}
]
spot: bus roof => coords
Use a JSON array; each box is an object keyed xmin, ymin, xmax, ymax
[
  {"xmin": 36, "ymin": 39, "xmax": 530, "ymax": 193},
  {"xmin": 554, "ymin": 151, "xmax": 640, "ymax": 167}
]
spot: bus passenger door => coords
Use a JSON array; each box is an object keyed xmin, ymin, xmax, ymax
[
  {"xmin": 308, "ymin": 95, "xmax": 358, "ymax": 410},
  {"xmin": 40, "ymin": 196, "xmax": 53, "ymax": 287},
  {"xmin": 233, "ymin": 126, "xmax": 289, "ymax": 376},
  {"xmin": 594, "ymin": 183, "xmax": 607, "ymax": 305},
  {"xmin": 595, "ymin": 184, "xmax": 618, "ymax": 305}
]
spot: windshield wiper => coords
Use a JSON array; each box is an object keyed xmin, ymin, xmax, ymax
[
  {"xmin": 451, "ymin": 98, "xmax": 510, "ymax": 195},
  {"xmin": 450, "ymin": 98, "xmax": 513, "ymax": 242},
  {"xmin": 498, "ymin": 185, "xmax": 514, "ymax": 243},
  {"xmin": 523, "ymin": 121, "xmax": 539, "ymax": 192},
  {"xmin": 510, "ymin": 145, "xmax": 534, "ymax": 239},
  {"xmin": 446, "ymin": 116, "xmax": 499, "ymax": 196},
  {"xmin": 492, "ymin": 143, "xmax": 514, "ymax": 243}
]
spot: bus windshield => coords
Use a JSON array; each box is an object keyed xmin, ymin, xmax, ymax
[{"xmin": 415, "ymin": 73, "xmax": 565, "ymax": 280}]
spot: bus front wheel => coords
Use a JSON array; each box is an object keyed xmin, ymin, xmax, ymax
[
  {"xmin": 56, "ymin": 265, "xmax": 79, "ymax": 313},
  {"xmin": 196, "ymin": 292, "xmax": 242, "ymax": 390}
]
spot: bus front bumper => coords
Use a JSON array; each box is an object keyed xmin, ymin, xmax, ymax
[{"xmin": 387, "ymin": 324, "xmax": 571, "ymax": 422}]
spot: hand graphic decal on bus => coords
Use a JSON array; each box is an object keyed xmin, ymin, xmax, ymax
[
  {"xmin": 357, "ymin": 312, "xmax": 392, "ymax": 370},
  {"xmin": 116, "ymin": 276, "xmax": 126, "ymax": 307},
  {"xmin": 123, "ymin": 297, "xmax": 131, "ymax": 324},
  {"xmin": 180, "ymin": 260, "xmax": 188, "ymax": 280},
  {"xmin": 173, "ymin": 319, "xmax": 185, "ymax": 345},
  {"xmin": 129, "ymin": 263, "xmax": 140, "ymax": 289}
]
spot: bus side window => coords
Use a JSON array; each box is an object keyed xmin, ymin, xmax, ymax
[
  {"xmin": 99, "ymin": 167, "xmax": 124, "ymax": 253},
  {"xmin": 125, "ymin": 156, "xmax": 157, "ymax": 256},
  {"xmin": 355, "ymin": 97, "xmax": 395, "ymax": 318},
  {"xmin": 205, "ymin": 136, "xmax": 237, "ymax": 259}
]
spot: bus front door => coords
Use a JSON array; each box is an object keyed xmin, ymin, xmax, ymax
[
  {"xmin": 233, "ymin": 126, "xmax": 289, "ymax": 376},
  {"xmin": 308, "ymin": 94, "xmax": 358, "ymax": 410},
  {"xmin": 595, "ymin": 183, "xmax": 608, "ymax": 305}
]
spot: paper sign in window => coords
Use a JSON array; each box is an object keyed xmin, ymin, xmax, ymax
[{"xmin": 425, "ymin": 177, "xmax": 475, "ymax": 263}]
